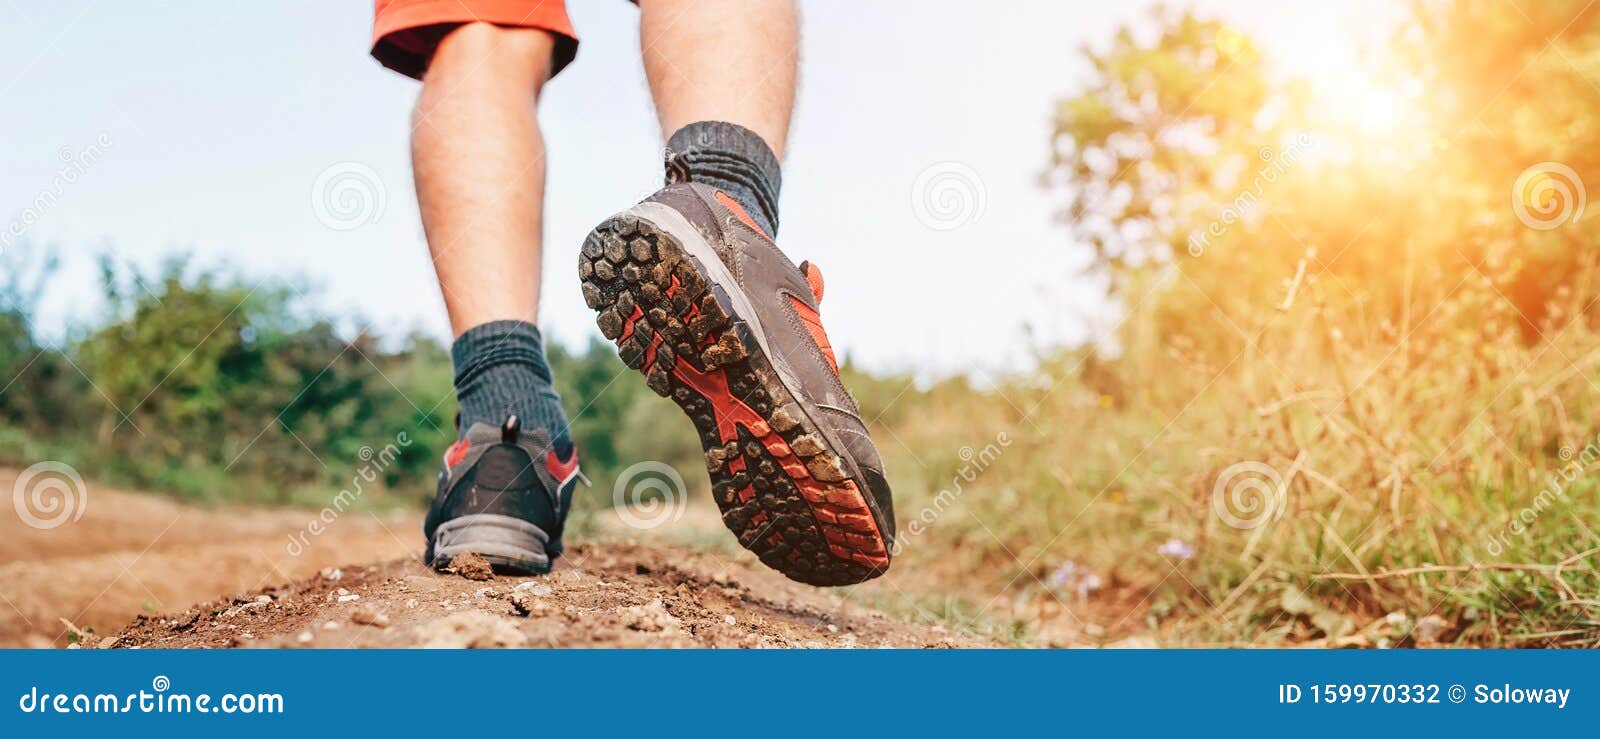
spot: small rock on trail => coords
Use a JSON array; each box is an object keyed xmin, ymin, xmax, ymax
[
  {"xmin": 445, "ymin": 552, "xmax": 495, "ymax": 581},
  {"xmin": 507, "ymin": 590, "xmax": 549, "ymax": 617},
  {"xmin": 351, "ymin": 608, "xmax": 391, "ymax": 628},
  {"xmin": 415, "ymin": 612, "xmax": 528, "ymax": 649},
  {"xmin": 621, "ymin": 599, "xmax": 683, "ymax": 634}
]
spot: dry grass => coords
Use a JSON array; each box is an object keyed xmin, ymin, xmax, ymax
[{"xmin": 861, "ymin": 256, "xmax": 1600, "ymax": 647}]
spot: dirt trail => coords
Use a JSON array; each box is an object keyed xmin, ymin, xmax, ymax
[
  {"xmin": 0, "ymin": 469, "xmax": 983, "ymax": 648},
  {"xmin": 0, "ymin": 468, "xmax": 420, "ymax": 648},
  {"xmin": 109, "ymin": 543, "xmax": 982, "ymax": 648}
]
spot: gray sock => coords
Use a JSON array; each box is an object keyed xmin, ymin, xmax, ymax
[
  {"xmin": 666, "ymin": 121, "xmax": 783, "ymax": 237},
  {"xmin": 450, "ymin": 320, "xmax": 570, "ymax": 452}
]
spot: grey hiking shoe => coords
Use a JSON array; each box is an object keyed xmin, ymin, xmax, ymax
[
  {"xmin": 423, "ymin": 416, "xmax": 583, "ymax": 574},
  {"xmin": 578, "ymin": 182, "xmax": 894, "ymax": 586}
]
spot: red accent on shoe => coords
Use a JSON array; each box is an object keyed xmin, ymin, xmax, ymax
[
  {"xmin": 790, "ymin": 298, "xmax": 839, "ymax": 374},
  {"xmin": 444, "ymin": 439, "xmax": 470, "ymax": 469},
  {"xmin": 618, "ymin": 306, "xmax": 644, "ymax": 344},
  {"xmin": 546, "ymin": 447, "xmax": 581, "ymax": 484},
  {"xmin": 670, "ymin": 358, "xmax": 887, "ymax": 566},
  {"xmin": 793, "ymin": 262, "xmax": 839, "ymax": 373},
  {"xmin": 672, "ymin": 358, "xmax": 746, "ymax": 442},
  {"xmin": 644, "ymin": 333, "xmax": 664, "ymax": 370},
  {"xmin": 799, "ymin": 261, "xmax": 825, "ymax": 303},
  {"xmin": 713, "ymin": 190, "xmax": 768, "ymax": 238}
]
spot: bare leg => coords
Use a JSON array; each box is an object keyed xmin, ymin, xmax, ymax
[
  {"xmin": 412, "ymin": 22, "xmax": 554, "ymax": 336},
  {"xmin": 639, "ymin": 0, "xmax": 799, "ymax": 158},
  {"xmin": 410, "ymin": 23, "xmax": 575, "ymax": 575}
]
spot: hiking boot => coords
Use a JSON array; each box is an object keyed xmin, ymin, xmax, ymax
[
  {"xmin": 579, "ymin": 182, "xmax": 894, "ymax": 586},
  {"xmin": 423, "ymin": 415, "xmax": 582, "ymax": 574}
]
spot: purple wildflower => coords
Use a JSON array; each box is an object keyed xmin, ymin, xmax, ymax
[
  {"xmin": 1158, "ymin": 538, "xmax": 1194, "ymax": 560},
  {"xmin": 1050, "ymin": 561, "xmax": 1077, "ymax": 587}
]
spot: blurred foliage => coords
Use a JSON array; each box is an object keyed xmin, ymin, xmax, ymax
[
  {"xmin": 886, "ymin": 0, "xmax": 1600, "ymax": 645},
  {"xmin": 1048, "ymin": 7, "xmax": 1280, "ymax": 278},
  {"xmin": 857, "ymin": 0, "xmax": 1600, "ymax": 648},
  {"xmin": 1, "ymin": 256, "xmax": 447, "ymax": 504},
  {"xmin": 0, "ymin": 255, "xmax": 707, "ymax": 510},
  {"xmin": 1049, "ymin": 1, "xmax": 1600, "ymax": 332}
]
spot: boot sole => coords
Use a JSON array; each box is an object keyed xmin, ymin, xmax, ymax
[{"xmin": 580, "ymin": 207, "xmax": 890, "ymax": 586}]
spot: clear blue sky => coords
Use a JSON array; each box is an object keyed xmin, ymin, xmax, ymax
[{"xmin": 0, "ymin": 1, "xmax": 1389, "ymax": 380}]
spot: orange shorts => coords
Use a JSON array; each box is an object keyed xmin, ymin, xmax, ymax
[{"xmin": 371, "ymin": 0, "xmax": 580, "ymax": 80}]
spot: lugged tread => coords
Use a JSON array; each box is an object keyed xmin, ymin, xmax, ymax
[{"xmin": 579, "ymin": 215, "xmax": 888, "ymax": 586}]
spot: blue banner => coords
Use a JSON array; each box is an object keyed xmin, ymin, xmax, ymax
[{"xmin": 1, "ymin": 649, "xmax": 1593, "ymax": 735}]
